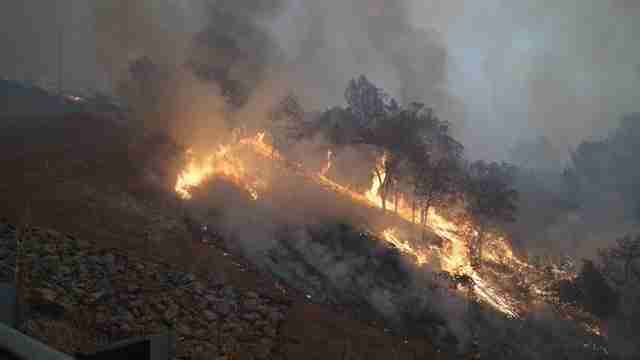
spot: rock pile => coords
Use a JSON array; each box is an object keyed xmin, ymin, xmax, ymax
[{"xmin": 15, "ymin": 224, "xmax": 291, "ymax": 359}]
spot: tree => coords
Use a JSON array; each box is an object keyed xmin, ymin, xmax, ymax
[
  {"xmin": 464, "ymin": 161, "xmax": 518, "ymax": 269},
  {"xmin": 341, "ymin": 76, "xmax": 405, "ymax": 211},
  {"xmin": 344, "ymin": 75, "xmax": 398, "ymax": 131},
  {"xmin": 367, "ymin": 101, "xmax": 461, "ymax": 214},
  {"xmin": 598, "ymin": 234, "xmax": 640, "ymax": 337},
  {"xmin": 599, "ymin": 234, "xmax": 640, "ymax": 286},
  {"xmin": 412, "ymin": 109, "xmax": 463, "ymax": 225},
  {"xmin": 414, "ymin": 157, "xmax": 461, "ymax": 237},
  {"xmin": 268, "ymin": 92, "xmax": 306, "ymax": 155},
  {"xmin": 563, "ymin": 113, "xmax": 640, "ymax": 221},
  {"xmin": 557, "ymin": 260, "xmax": 619, "ymax": 319},
  {"xmin": 373, "ymin": 151, "xmax": 402, "ymax": 212},
  {"xmin": 298, "ymin": 76, "xmax": 464, "ymax": 218}
]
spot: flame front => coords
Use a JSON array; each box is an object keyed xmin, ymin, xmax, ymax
[
  {"xmin": 174, "ymin": 133, "xmax": 268, "ymax": 200},
  {"xmin": 383, "ymin": 228, "xmax": 427, "ymax": 265},
  {"xmin": 175, "ymin": 149, "xmax": 214, "ymax": 200},
  {"xmin": 173, "ymin": 130, "xmax": 603, "ymax": 332}
]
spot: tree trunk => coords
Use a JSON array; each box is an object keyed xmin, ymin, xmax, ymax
[
  {"xmin": 381, "ymin": 165, "xmax": 397, "ymax": 214},
  {"xmin": 471, "ymin": 223, "xmax": 485, "ymax": 270},
  {"xmin": 381, "ymin": 191, "xmax": 387, "ymax": 212},
  {"xmin": 421, "ymin": 206, "xmax": 427, "ymax": 242},
  {"xmin": 411, "ymin": 199, "xmax": 416, "ymax": 224},
  {"xmin": 424, "ymin": 196, "xmax": 433, "ymax": 225},
  {"xmin": 374, "ymin": 169, "xmax": 386, "ymax": 212},
  {"xmin": 424, "ymin": 185, "xmax": 435, "ymax": 225},
  {"xmin": 394, "ymin": 191, "xmax": 399, "ymax": 213},
  {"xmin": 477, "ymin": 225, "xmax": 485, "ymax": 263}
]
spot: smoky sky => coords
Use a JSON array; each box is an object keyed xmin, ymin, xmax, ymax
[
  {"xmin": 1, "ymin": 0, "xmax": 639, "ymax": 162},
  {"xmin": 409, "ymin": 0, "xmax": 640, "ymax": 160}
]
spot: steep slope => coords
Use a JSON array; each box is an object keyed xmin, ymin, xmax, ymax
[{"xmin": 0, "ymin": 112, "xmax": 447, "ymax": 359}]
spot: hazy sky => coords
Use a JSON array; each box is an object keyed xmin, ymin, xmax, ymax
[
  {"xmin": 409, "ymin": 0, "xmax": 640, "ymax": 159},
  {"xmin": 1, "ymin": 0, "xmax": 639, "ymax": 161}
]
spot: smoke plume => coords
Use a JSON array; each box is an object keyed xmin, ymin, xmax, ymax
[{"xmin": 1, "ymin": 0, "xmax": 638, "ymax": 163}]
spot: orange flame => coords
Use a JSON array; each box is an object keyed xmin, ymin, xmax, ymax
[
  {"xmin": 383, "ymin": 228, "xmax": 427, "ymax": 265},
  {"xmin": 174, "ymin": 133, "xmax": 521, "ymax": 316},
  {"xmin": 175, "ymin": 132, "xmax": 269, "ymax": 200},
  {"xmin": 173, "ymin": 130, "xmax": 604, "ymax": 329}
]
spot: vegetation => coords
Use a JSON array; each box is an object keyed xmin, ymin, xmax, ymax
[
  {"xmin": 556, "ymin": 260, "xmax": 619, "ymax": 318},
  {"xmin": 463, "ymin": 161, "xmax": 518, "ymax": 269},
  {"xmin": 564, "ymin": 113, "xmax": 640, "ymax": 221},
  {"xmin": 285, "ymin": 75, "xmax": 518, "ymax": 265}
]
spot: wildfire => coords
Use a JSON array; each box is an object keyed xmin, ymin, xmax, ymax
[
  {"xmin": 365, "ymin": 153, "xmax": 386, "ymax": 207},
  {"xmin": 173, "ymin": 129, "xmax": 603, "ymax": 331},
  {"xmin": 175, "ymin": 149, "xmax": 214, "ymax": 200},
  {"xmin": 174, "ymin": 131, "xmax": 522, "ymax": 316},
  {"xmin": 383, "ymin": 228, "xmax": 427, "ymax": 265},
  {"xmin": 175, "ymin": 133, "xmax": 269, "ymax": 200}
]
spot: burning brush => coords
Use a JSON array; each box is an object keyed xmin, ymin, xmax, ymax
[{"xmin": 173, "ymin": 129, "xmax": 603, "ymax": 333}]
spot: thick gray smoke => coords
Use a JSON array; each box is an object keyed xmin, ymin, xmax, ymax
[
  {"xmin": 0, "ymin": 0, "xmax": 107, "ymax": 92},
  {"xmin": 268, "ymin": 0, "xmax": 450, "ymax": 108},
  {"xmin": 79, "ymin": 0, "xmax": 457, "ymax": 156},
  {"xmin": 1, "ymin": 1, "xmax": 638, "ymax": 162},
  {"xmin": 409, "ymin": 0, "xmax": 640, "ymax": 161}
]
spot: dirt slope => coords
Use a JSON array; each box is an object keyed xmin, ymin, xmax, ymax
[{"xmin": 0, "ymin": 113, "xmax": 447, "ymax": 359}]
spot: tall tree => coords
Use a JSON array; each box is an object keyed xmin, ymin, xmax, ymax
[
  {"xmin": 563, "ymin": 113, "xmax": 640, "ymax": 221},
  {"xmin": 344, "ymin": 75, "xmax": 398, "ymax": 131},
  {"xmin": 343, "ymin": 76, "xmax": 402, "ymax": 211},
  {"xmin": 402, "ymin": 105, "xmax": 463, "ymax": 237},
  {"xmin": 464, "ymin": 161, "xmax": 518, "ymax": 269},
  {"xmin": 299, "ymin": 76, "xmax": 465, "ymax": 218}
]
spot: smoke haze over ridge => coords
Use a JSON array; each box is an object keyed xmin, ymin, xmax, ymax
[{"xmin": 0, "ymin": 0, "xmax": 639, "ymax": 161}]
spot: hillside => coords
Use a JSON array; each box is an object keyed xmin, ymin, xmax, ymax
[{"xmin": 0, "ymin": 111, "xmax": 447, "ymax": 359}]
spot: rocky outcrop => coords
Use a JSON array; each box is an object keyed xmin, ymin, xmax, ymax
[{"xmin": 15, "ymin": 224, "xmax": 291, "ymax": 359}]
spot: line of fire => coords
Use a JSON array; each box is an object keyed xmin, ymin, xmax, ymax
[{"xmin": 173, "ymin": 124, "xmax": 603, "ymax": 338}]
